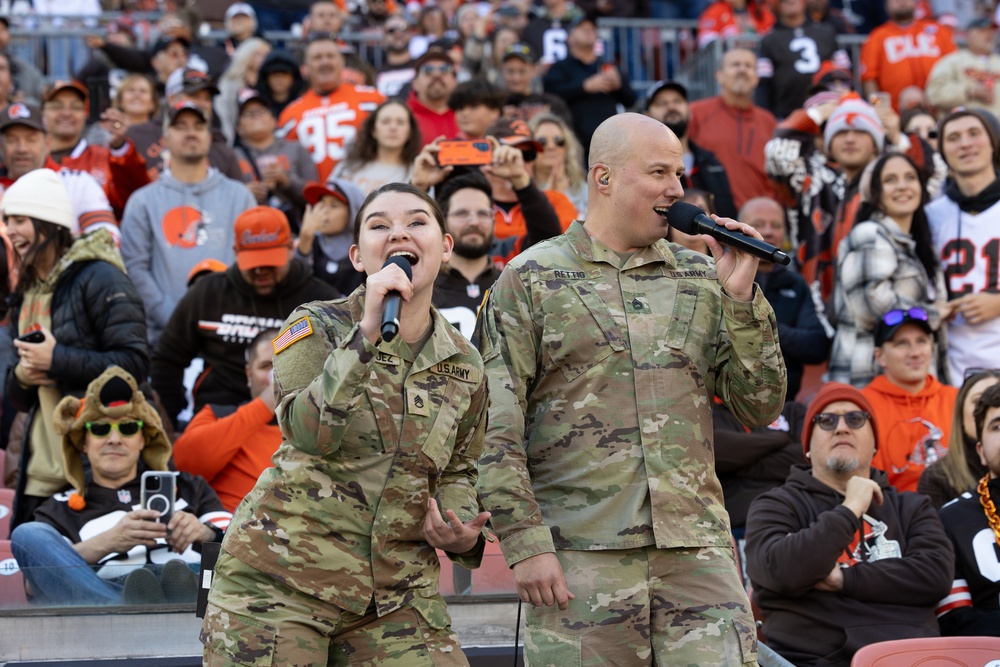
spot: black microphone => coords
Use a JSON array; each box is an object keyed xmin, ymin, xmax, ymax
[
  {"xmin": 664, "ymin": 202, "xmax": 791, "ymax": 266},
  {"xmin": 380, "ymin": 255, "xmax": 412, "ymax": 342}
]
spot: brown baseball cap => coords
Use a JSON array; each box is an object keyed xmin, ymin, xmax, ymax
[{"xmin": 0, "ymin": 103, "xmax": 45, "ymax": 133}]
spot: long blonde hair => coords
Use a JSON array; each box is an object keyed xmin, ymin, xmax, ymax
[{"xmin": 528, "ymin": 113, "xmax": 586, "ymax": 192}]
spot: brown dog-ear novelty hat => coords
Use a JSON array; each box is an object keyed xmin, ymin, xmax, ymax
[{"xmin": 53, "ymin": 366, "xmax": 171, "ymax": 510}]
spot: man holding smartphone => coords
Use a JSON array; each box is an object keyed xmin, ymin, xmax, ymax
[{"xmin": 10, "ymin": 366, "xmax": 231, "ymax": 606}]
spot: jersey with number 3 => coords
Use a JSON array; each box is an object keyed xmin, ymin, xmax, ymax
[
  {"xmin": 927, "ymin": 195, "xmax": 1000, "ymax": 381},
  {"xmin": 278, "ymin": 85, "xmax": 385, "ymax": 183}
]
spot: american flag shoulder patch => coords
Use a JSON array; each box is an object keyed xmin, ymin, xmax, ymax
[{"xmin": 273, "ymin": 317, "xmax": 314, "ymax": 354}]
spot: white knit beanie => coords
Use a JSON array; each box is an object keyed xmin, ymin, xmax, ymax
[
  {"xmin": 1, "ymin": 168, "xmax": 75, "ymax": 230},
  {"xmin": 823, "ymin": 94, "xmax": 885, "ymax": 154}
]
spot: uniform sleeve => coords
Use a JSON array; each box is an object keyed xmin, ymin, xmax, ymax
[
  {"xmin": 272, "ymin": 309, "xmax": 379, "ymax": 456},
  {"xmin": 840, "ymin": 494, "xmax": 954, "ymax": 606},
  {"xmin": 715, "ymin": 286, "xmax": 787, "ymax": 428},
  {"xmin": 474, "ymin": 267, "xmax": 555, "ymax": 566},
  {"xmin": 440, "ymin": 373, "xmax": 490, "ymax": 569}
]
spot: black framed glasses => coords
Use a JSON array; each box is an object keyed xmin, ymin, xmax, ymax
[
  {"xmin": 85, "ymin": 420, "xmax": 144, "ymax": 437},
  {"xmin": 419, "ymin": 63, "xmax": 454, "ymax": 76},
  {"xmin": 537, "ymin": 135, "xmax": 566, "ymax": 148},
  {"xmin": 813, "ymin": 411, "xmax": 870, "ymax": 431},
  {"xmin": 882, "ymin": 307, "xmax": 928, "ymax": 327}
]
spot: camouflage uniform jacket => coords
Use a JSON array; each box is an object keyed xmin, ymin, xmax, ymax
[
  {"xmin": 475, "ymin": 221, "xmax": 786, "ymax": 567},
  {"xmin": 222, "ymin": 288, "xmax": 489, "ymax": 618}
]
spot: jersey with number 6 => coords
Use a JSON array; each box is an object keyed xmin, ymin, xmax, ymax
[
  {"xmin": 278, "ymin": 85, "xmax": 385, "ymax": 183},
  {"xmin": 927, "ymin": 194, "xmax": 1000, "ymax": 382}
]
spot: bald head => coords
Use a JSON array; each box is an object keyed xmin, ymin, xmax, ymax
[
  {"xmin": 740, "ymin": 196, "xmax": 786, "ymax": 252},
  {"xmin": 589, "ymin": 112, "xmax": 680, "ymax": 170}
]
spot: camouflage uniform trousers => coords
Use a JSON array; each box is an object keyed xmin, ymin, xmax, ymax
[
  {"xmin": 201, "ymin": 552, "xmax": 470, "ymax": 667},
  {"xmin": 524, "ymin": 545, "xmax": 759, "ymax": 667}
]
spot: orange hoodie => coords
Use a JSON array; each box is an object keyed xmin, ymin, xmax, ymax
[{"xmin": 862, "ymin": 374, "xmax": 958, "ymax": 492}]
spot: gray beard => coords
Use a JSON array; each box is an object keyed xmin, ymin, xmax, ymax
[{"xmin": 825, "ymin": 456, "xmax": 860, "ymax": 475}]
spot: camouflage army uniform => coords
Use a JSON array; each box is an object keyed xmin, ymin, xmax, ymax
[
  {"xmin": 475, "ymin": 221, "xmax": 787, "ymax": 667},
  {"xmin": 201, "ymin": 288, "xmax": 489, "ymax": 666}
]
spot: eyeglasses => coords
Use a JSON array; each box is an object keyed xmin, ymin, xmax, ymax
[
  {"xmin": 882, "ymin": 307, "xmax": 928, "ymax": 327},
  {"xmin": 964, "ymin": 368, "xmax": 1000, "ymax": 381},
  {"xmin": 46, "ymin": 103, "xmax": 85, "ymax": 113},
  {"xmin": 927, "ymin": 130, "xmax": 939, "ymax": 139},
  {"xmin": 85, "ymin": 420, "xmax": 144, "ymax": 437},
  {"xmin": 420, "ymin": 63, "xmax": 454, "ymax": 76},
  {"xmin": 385, "ymin": 25, "xmax": 407, "ymax": 34},
  {"xmin": 537, "ymin": 135, "xmax": 566, "ymax": 148},
  {"xmin": 448, "ymin": 209, "xmax": 493, "ymax": 222},
  {"xmin": 813, "ymin": 411, "xmax": 870, "ymax": 431}
]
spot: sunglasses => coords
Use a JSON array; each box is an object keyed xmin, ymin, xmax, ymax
[
  {"xmin": 385, "ymin": 24, "xmax": 408, "ymax": 34},
  {"xmin": 85, "ymin": 420, "xmax": 144, "ymax": 437},
  {"xmin": 420, "ymin": 63, "xmax": 454, "ymax": 76},
  {"xmin": 813, "ymin": 411, "xmax": 870, "ymax": 431},
  {"xmin": 882, "ymin": 307, "xmax": 928, "ymax": 327},
  {"xmin": 537, "ymin": 136, "xmax": 566, "ymax": 148}
]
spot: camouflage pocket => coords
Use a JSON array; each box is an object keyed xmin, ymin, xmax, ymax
[
  {"xmin": 523, "ymin": 626, "xmax": 582, "ymax": 667},
  {"xmin": 664, "ymin": 280, "xmax": 700, "ymax": 349},
  {"xmin": 201, "ymin": 602, "xmax": 277, "ymax": 666},
  {"xmin": 731, "ymin": 616, "xmax": 759, "ymax": 665},
  {"xmin": 540, "ymin": 280, "xmax": 627, "ymax": 382}
]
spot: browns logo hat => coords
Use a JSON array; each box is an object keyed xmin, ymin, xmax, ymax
[{"xmin": 0, "ymin": 102, "xmax": 45, "ymax": 133}]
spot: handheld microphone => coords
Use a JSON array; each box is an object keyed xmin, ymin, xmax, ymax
[
  {"xmin": 664, "ymin": 202, "xmax": 791, "ymax": 266},
  {"xmin": 380, "ymin": 255, "xmax": 412, "ymax": 342}
]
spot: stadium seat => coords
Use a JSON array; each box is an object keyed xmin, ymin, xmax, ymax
[
  {"xmin": 0, "ymin": 539, "xmax": 27, "ymax": 607},
  {"xmin": 850, "ymin": 635, "xmax": 1000, "ymax": 666},
  {"xmin": 0, "ymin": 488, "xmax": 14, "ymax": 539}
]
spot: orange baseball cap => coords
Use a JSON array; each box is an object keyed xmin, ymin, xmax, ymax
[
  {"xmin": 233, "ymin": 206, "xmax": 292, "ymax": 270},
  {"xmin": 186, "ymin": 258, "xmax": 227, "ymax": 286}
]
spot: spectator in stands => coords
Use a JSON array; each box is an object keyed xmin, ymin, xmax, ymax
[
  {"xmin": 644, "ymin": 80, "xmax": 737, "ymax": 218},
  {"xmin": 807, "ymin": 0, "xmax": 855, "ymax": 35},
  {"xmin": 408, "ymin": 5, "xmax": 449, "ymax": 61},
  {"xmin": 756, "ymin": 0, "xmax": 849, "ymax": 119},
  {"xmin": 295, "ymin": 179, "xmax": 368, "ymax": 295},
  {"xmin": 407, "ymin": 50, "xmax": 460, "ymax": 149},
  {"xmin": 543, "ymin": 14, "xmax": 637, "ymax": 159},
  {"xmin": 375, "ymin": 15, "xmax": 416, "ymax": 98},
  {"xmin": 254, "ymin": 50, "xmax": 305, "ymax": 118},
  {"xmin": 743, "ymin": 196, "xmax": 831, "ymax": 400},
  {"xmin": 112, "ymin": 73, "xmax": 159, "ymax": 130},
  {"xmin": 529, "ymin": 112, "xmax": 588, "ymax": 217},
  {"xmin": 901, "ymin": 107, "xmax": 939, "ymax": 152},
  {"xmin": 862, "ymin": 309, "xmax": 958, "ymax": 491},
  {"xmin": 0, "ymin": 103, "xmax": 118, "ymax": 240},
  {"xmin": 688, "ymin": 48, "xmax": 777, "ymax": 210},
  {"xmin": 215, "ymin": 37, "xmax": 272, "ymax": 146},
  {"xmin": 831, "ymin": 152, "xmax": 944, "ymax": 387},
  {"xmin": 332, "ymin": 100, "xmax": 420, "ymax": 195},
  {"xmin": 926, "ymin": 108, "xmax": 1000, "ymax": 382},
  {"xmin": 745, "ymin": 381, "xmax": 954, "ymax": 667},
  {"xmin": 302, "ymin": 0, "xmax": 346, "ymax": 38},
  {"xmin": 920, "ymin": 371, "xmax": 1000, "ymax": 508},
  {"xmin": 121, "ymin": 102, "xmax": 256, "ymax": 348},
  {"xmin": 522, "ymin": 0, "xmax": 584, "ymax": 67},
  {"xmin": 469, "ymin": 25, "xmax": 522, "ymax": 88},
  {"xmin": 127, "ymin": 68, "xmax": 245, "ymax": 183},
  {"xmin": 936, "ymin": 382, "xmax": 1000, "ymax": 636},
  {"xmin": 84, "ymin": 29, "xmax": 192, "ymax": 97},
  {"xmin": 0, "ymin": 16, "xmax": 43, "ymax": 104},
  {"xmin": 713, "ymin": 396, "xmax": 806, "ymax": 543},
  {"xmin": 167, "ymin": 7, "xmax": 230, "ymax": 81},
  {"xmin": 449, "ymin": 78, "xmax": 505, "ymax": 141},
  {"xmin": 5, "ymin": 170, "xmax": 148, "ymax": 529},
  {"xmin": 697, "ymin": 0, "xmax": 776, "ymax": 48},
  {"xmin": 172, "ymin": 330, "xmax": 280, "ymax": 513},
  {"xmin": 433, "ymin": 167, "xmax": 562, "ymax": 339},
  {"xmin": 10, "ymin": 366, "xmax": 230, "ymax": 606},
  {"xmin": 500, "ymin": 43, "xmax": 573, "ymax": 125},
  {"xmin": 279, "ymin": 33, "xmax": 385, "ymax": 183},
  {"xmin": 74, "ymin": 17, "xmax": 138, "ymax": 106},
  {"xmin": 232, "ymin": 90, "xmax": 316, "ymax": 233},
  {"xmin": 860, "ymin": 0, "xmax": 956, "ymax": 110},
  {"xmin": 151, "ymin": 206, "xmax": 336, "ymax": 429},
  {"xmin": 222, "ymin": 3, "xmax": 258, "ymax": 56},
  {"xmin": 42, "ymin": 80, "xmax": 150, "ymax": 221},
  {"xmin": 926, "ymin": 16, "xmax": 1000, "ymax": 121}
]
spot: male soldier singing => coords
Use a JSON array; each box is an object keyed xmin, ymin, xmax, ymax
[{"xmin": 475, "ymin": 112, "xmax": 787, "ymax": 665}]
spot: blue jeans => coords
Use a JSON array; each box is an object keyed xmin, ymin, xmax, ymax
[{"xmin": 10, "ymin": 522, "xmax": 125, "ymax": 605}]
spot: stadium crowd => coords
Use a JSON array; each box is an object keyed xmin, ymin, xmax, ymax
[{"xmin": 2, "ymin": 0, "xmax": 1000, "ymax": 665}]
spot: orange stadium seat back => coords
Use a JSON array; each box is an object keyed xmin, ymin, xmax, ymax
[
  {"xmin": 850, "ymin": 636, "xmax": 1000, "ymax": 666},
  {"xmin": 0, "ymin": 539, "xmax": 27, "ymax": 608},
  {"xmin": 0, "ymin": 488, "xmax": 14, "ymax": 539}
]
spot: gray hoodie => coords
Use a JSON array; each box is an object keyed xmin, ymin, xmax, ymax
[{"xmin": 120, "ymin": 168, "xmax": 256, "ymax": 346}]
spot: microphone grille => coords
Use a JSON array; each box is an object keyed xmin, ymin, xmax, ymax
[
  {"xmin": 383, "ymin": 255, "xmax": 413, "ymax": 279},
  {"xmin": 664, "ymin": 201, "xmax": 704, "ymax": 235}
]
